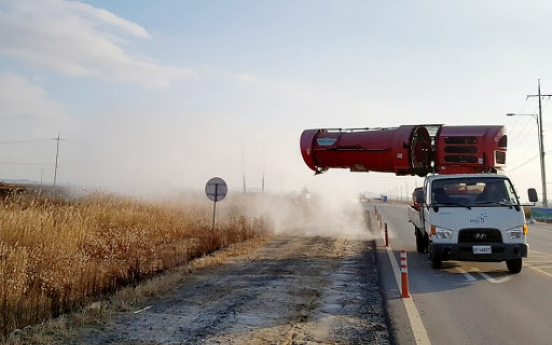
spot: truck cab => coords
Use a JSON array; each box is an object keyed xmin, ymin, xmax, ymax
[{"xmin": 411, "ymin": 174, "xmax": 537, "ymax": 273}]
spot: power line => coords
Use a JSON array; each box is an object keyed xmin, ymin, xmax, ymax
[
  {"xmin": 508, "ymin": 103, "xmax": 540, "ymax": 146},
  {"xmin": 0, "ymin": 139, "xmax": 51, "ymax": 145},
  {"xmin": 507, "ymin": 121, "xmax": 539, "ymax": 163},
  {"xmin": 0, "ymin": 162, "xmax": 51, "ymax": 165},
  {"xmin": 526, "ymin": 79, "xmax": 551, "ymax": 207},
  {"xmin": 0, "ymin": 134, "xmax": 69, "ymax": 188},
  {"xmin": 509, "ymin": 119, "xmax": 537, "ymax": 150},
  {"xmin": 504, "ymin": 153, "xmax": 539, "ymax": 173},
  {"xmin": 506, "ymin": 98, "xmax": 531, "ymax": 143}
]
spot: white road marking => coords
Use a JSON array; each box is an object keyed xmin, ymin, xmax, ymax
[
  {"xmin": 526, "ymin": 263, "xmax": 552, "ymax": 279},
  {"xmin": 382, "ymin": 227, "xmax": 432, "ymax": 345},
  {"xmin": 456, "ymin": 268, "xmax": 476, "ymax": 281},
  {"xmin": 471, "ymin": 267, "xmax": 512, "ymax": 284}
]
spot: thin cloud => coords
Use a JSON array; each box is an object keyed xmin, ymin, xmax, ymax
[
  {"xmin": 0, "ymin": 73, "xmax": 64, "ymax": 122},
  {"xmin": 0, "ymin": 73, "xmax": 72, "ymax": 148},
  {"xmin": 0, "ymin": 0, "xmax": 197, "ymax": 87}
]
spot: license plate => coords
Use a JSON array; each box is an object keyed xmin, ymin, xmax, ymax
[{"xmin": 473, "ymin": 245, "xmax": 492, "ymax": 254}]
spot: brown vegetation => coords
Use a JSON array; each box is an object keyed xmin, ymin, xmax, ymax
[{"xmin": 0, "ymin": 190, "xmax": 271, "ymax": 339}]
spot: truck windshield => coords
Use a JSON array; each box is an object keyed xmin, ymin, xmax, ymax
[{"xmin": 431, "ymin": 177, "xmax": 519, "ymax": 207}]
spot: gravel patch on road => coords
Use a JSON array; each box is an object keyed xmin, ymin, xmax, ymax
[{"xmin": 73, "ymin": 231, "xmax": 389, "ymax": 345}]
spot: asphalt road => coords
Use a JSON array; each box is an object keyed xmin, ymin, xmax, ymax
[{"xmin": 373, "ymin": 203, "xmax": 552, "ymax": 345}]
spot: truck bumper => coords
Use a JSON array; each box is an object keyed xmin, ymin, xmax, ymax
[{"xmin": 431, "ymin": 243, "xmax": 528, "ymax": 262}]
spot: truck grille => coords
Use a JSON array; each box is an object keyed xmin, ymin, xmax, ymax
[{"xmin": 458, "ymin": 229, "xmax": 503, "ymax": 243}]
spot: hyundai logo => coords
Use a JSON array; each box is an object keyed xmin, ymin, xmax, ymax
[{"xmin": 474, "ymin": 233, "xmax": 487, "ymax": 240}]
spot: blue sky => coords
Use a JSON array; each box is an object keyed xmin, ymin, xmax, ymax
[{"xmin": 1, "ymin": 0, "xmax": 552, "ymax": 200}]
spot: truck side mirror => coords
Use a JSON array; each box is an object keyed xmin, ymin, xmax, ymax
[
  {"xmin": 415, "ymin": 189, "xmax": 425, "ymax": 204},
  {"xmin": 528, "ymin": 188, "xmax": 538, "ymax": 203}
]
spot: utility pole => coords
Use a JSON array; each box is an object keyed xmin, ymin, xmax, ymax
[
  {"xmin": 262, "ymin": 144, "xmax": 266, "ymax": 194},
  {"xmin": 52, "ymin": 132, "xmax": 64, "ymax": 192},
  {"xmin": 261, "ymin": 168, "xmax": 265, "ymax": 193},
  {"xmin": 527, "ymin": 80, "xmax": 552, "ymax": 208},
  {"xmin": 400, "ymin": 185, "xmax": 403, "ymax": 202}
]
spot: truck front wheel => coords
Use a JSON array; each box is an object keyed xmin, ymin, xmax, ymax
[
  {"xmin": 430, "ymin": 255, "xmax": 442, "ymax": 269},
  {"xmin": 415, "ymin": 229, "xmax": 425, "ymax": 253},
  {"xmin": 506, "ymin": 258, "xmax": 522, "ymax": 274}
]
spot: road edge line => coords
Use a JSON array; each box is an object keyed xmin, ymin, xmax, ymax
[{"xmin": 384, "ymin": 237, "xmax": 431, "ymax": 345}]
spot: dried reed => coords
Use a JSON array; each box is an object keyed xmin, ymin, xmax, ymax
[{"xmin": 0, "ymin": 191, "xmax": 271, "ymax": 338}]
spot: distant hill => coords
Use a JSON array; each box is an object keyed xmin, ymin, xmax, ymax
[
  {"xmin": 361, "ymin": 191, "xmax": 384, "ymax": 199},
  {"xmin": 0, "ymin": 178, "xmax": 41, "ymax": 185}
]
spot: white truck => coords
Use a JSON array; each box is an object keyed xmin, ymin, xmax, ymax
[
  {"xmin": 408, "ymin": 174, "xmax": 537, "ymax": 273},
  {"xmin": 300, "ymin": 123, "xmax": 538, "ymax": 273}
]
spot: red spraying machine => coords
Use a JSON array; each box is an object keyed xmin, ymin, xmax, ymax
[{"xmin": 300, "ymin": 124, "xmax": 507, "ymax": 176}]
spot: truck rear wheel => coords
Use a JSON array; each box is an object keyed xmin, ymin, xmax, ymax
[
  {"xmin": 507, "ymin": 258, "xmax": 522, "ymax": 274},
  {"xmin": 415, "ymin": 229, "xmax": 425, "ymax": 253}
]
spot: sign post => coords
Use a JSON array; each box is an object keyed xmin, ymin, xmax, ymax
[{"xmin": 205, "ymin": 177, "xmax": 228, "ymax": 231}]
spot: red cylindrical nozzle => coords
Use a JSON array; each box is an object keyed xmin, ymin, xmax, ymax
[{"xmin": 300, "ymin": 125, "xmax": 432, "ymax": 176}]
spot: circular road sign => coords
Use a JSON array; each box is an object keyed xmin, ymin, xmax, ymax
[{"xmin": 205, "ymin": 177, "xmax": 228, "ymax": 202}]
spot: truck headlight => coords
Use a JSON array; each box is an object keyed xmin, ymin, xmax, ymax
[
  {"xmin": 434, "ymin": 228, "xmax": 453, "ymax": 239},
  {"xmin": 507, "ymin": 228, "xmax": 524, "ymax": 240}
]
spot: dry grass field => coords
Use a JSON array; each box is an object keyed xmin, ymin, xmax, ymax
[{"xmin": 0, "ymin": 186, "xmax": 272, "ymax": 339}]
